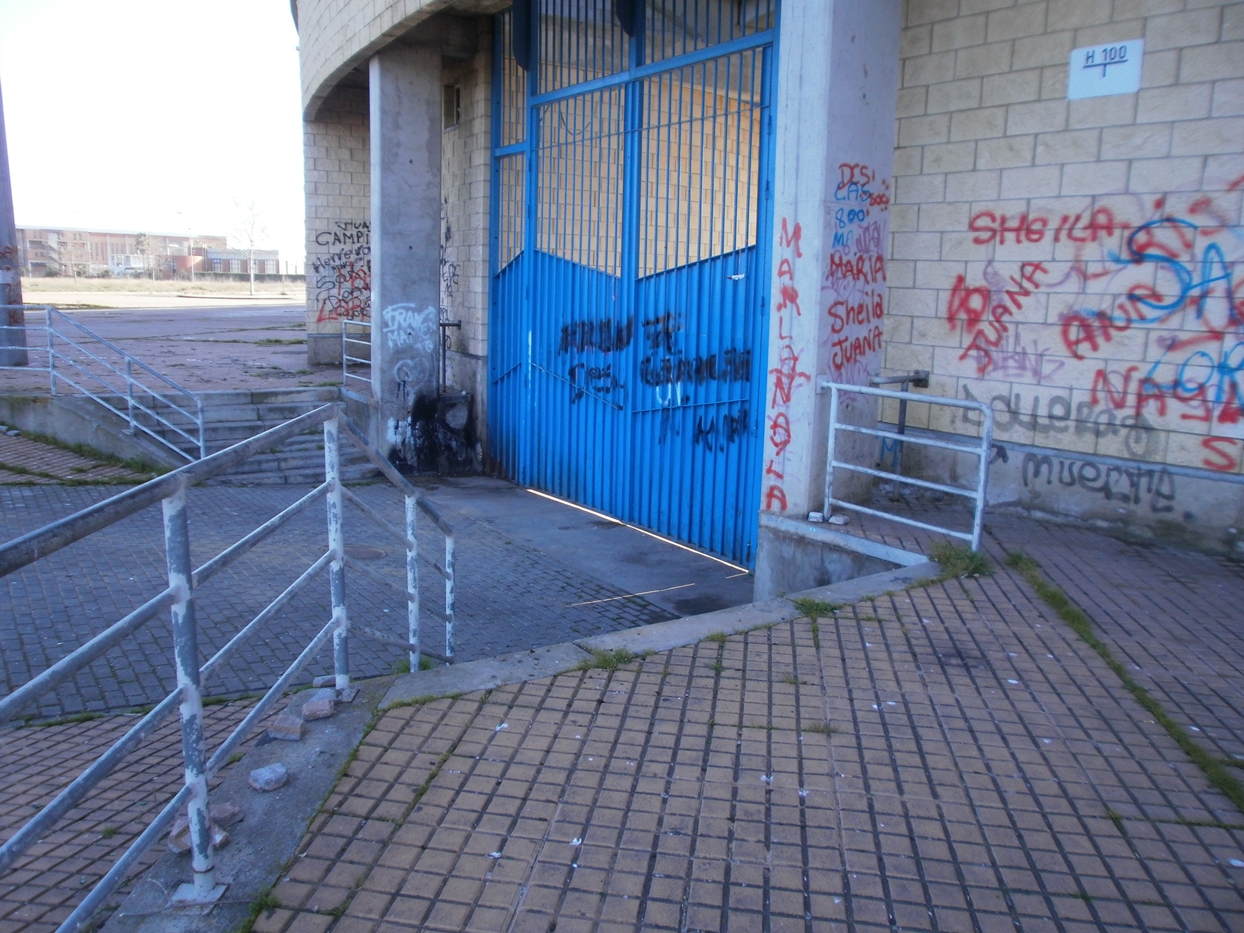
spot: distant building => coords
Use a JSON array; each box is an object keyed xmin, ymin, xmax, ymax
[
  {"xmin": 204, "ymin": 248, "xmax": 284, "ymax": 276},
  {"xmin": 11, "ymin": 227, "xmax": 303, "ymax": 278}
]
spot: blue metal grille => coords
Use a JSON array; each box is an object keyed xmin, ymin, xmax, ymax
[{"xmin": 489, "ymin": 1, "xmax": 777, "ymax": 566}]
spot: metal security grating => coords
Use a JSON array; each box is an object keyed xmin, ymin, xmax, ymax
[
  {"xmin": 490, "ymin": 0, "xmax": 778, "ymax": 566},
  {"xmin": 645, "ymin": 0, "xmax": 777, "ymax": 66}
]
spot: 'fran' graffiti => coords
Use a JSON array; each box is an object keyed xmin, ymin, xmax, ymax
[{"xmin": 313, "ymin": 221, "xmax": 371, "ymax": 323}]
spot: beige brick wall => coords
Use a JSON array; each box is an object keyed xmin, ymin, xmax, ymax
[
  {"xmin": 888, "ymin": 0, "xmax": 1244, "ymax": 478},
  {"xmin": 304, "ymin": 84, "xmax": 371, "ymax": 361}
]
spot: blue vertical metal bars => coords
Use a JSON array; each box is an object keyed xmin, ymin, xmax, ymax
[{"xmin": 490, "ymin": 0, "xmax": 778, "ymax": 565}]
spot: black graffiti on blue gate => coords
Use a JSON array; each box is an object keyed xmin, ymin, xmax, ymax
[
  {"xmin": 1021, "ymin": 453, "xmax": 1175, "ymax": 513},
  {"xmin": 693, "ymin": 406, "xmax": 749, "ymax": 451},
  {"xmin": 559, "ymin": 318, "xmax": 635, "ymax": 354},
  {"xmin": 569, "ymin": 362, "xmax": 623, "ymax": 404},
  {"xmin": 640, "ymin": 349, "xmax": 752, "ymax": 387}
]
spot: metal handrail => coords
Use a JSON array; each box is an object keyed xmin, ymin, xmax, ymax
[
  {"xmin": 341, "ymin": 318, "xmax": 372, "ymax": 400},
  {"xmin": 0, "ymin": 403, "xmax": 456, "ymax": 930},
  {"xmin": 0, "ymin": 305, "xmax": 207, "ymax": 460},
  {"xmin": 819, "ymin": 381, "xmax": 994, "ymax": 551}
]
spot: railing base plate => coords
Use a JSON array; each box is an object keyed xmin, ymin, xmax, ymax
[{"xmin": 169, "ymin": 880, "xmax": 227, "ymax": 911}]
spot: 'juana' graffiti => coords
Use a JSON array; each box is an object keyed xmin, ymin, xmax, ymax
[{"xmin": 942, "ymin": 178, "xmax": 1244, "ymax": 466}]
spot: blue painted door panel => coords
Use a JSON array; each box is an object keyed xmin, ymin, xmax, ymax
[{"xmin": 489, "ymin": 2, "xmax": 776, "ymax": 567}]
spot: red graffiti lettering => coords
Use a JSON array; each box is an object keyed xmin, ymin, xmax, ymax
[
  {"xmin": 827, "ymin": 252, "xmax": 886, "ymax": 284},
  {"xmin": 1201, "ymin": 437, "xmax": 1242, "ymax": 472},
  {"xmin": 767, "ymin": 412, "xmax": 792, "ymax": 458},
  {"xmin": 950, "ymin": 263, "xmax": 1048, "ymax": 375},
  {"xmin": 763, "ymin": 485, "xmax": 788, "ymax": 511},
  {"xmin": 831, "ymin": 325, "xmax": 885, "ymax": 372},
  {"xmin": 828, "ymin": 296, "xmax": 884, "ymax": 335},
  {"xmin": 778, "ymin": 218, "xmax": 802, "ymax": 257},
  {"xmin": 837, "ymin": 163, "xmax": 875, "ymax": 190},
  {"xmin": 1090, "ymin": 367, "xmax": 1139, "ymax": 411},
  {"xmin": 947, "ymin": 275, "xmax": 990, "ymax": 332},
  {"xmin": 769, "ymin": 345, "xmax": 811, "ymax": 406}
]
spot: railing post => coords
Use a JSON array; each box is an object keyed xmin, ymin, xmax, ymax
[
  {"xmin": 324, "ymin": 413, "xmax": 350, "ymax": 691},
  {"xmin": 971, "ymin": 406, "xmax": 994, "ymax": 553},
  {"xmin": 405, "ymin": 494, "xmax": 420, "ymax": 671},
  {"xmin": 823, "ymin": 385, "xmax": 840, "ymax": 513},
  {"xmin": 162, "ymin": 488, "xmax": 222, "ymax": 904},
  {"xmin": 444, "ymin": 532, "xmax": 455, "ymax": 661},
  {"xmin": 895, "ymin": 378, "xmax": 910, "ymax": 475},
  {"xmin": 196, "ymin": 396, "xmax": 207, "ymax": 460},
  {"xmin": 125, "ymin": 359, "xmax": 136, "ymax": 434},
  {"xmin": 45, "ymin": 307, "xmax": 56, "ymax": 395}
]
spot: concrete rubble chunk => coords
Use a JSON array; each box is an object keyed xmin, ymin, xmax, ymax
[
  {"xmin": 267, "ymin": 709, "xmax": 305, "ymax": 742},
  {"xmin": 302, "ymin": 688, "xmax": 336, "ymax": 721},
  {"xmin": 249, "ymin": 762, "xmax": 288, "ymax": 792},
  {"xmin": 210, "ymin": 801, "xmax": 244, "ymax": 828},
  {"xmin": 166, "ymin": 817, "xmax": 229, "ymax": 854},
  {"xmin": 312, "ymin": 674, "xmax": 336, "ymax": 688}
]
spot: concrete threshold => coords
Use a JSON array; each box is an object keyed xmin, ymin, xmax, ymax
[
  {"xmin": 104, "ymin": 551, "xmax": 936, "ymax": 933},
  {"xmin": 383, "ymin": 552, "xmax": 935, "ymax": 708}
]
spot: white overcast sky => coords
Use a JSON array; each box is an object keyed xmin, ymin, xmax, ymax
[{"xmin": 0, "ymin": 0, "xmax": 306, "ymax": 260}]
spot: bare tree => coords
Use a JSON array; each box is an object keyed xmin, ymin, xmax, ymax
[
  {"xmin": 232, "ymin": 199, "xmax": 269, "ymax": 296},
  {"xmin": 57, "ymin": 235, "xmax": 91, "ymax": 285},
  {"xmin": 134, "ymin": 232, "xmax": 158, "ymax": 280}
]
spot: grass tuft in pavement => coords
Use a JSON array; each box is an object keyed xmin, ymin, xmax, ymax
[
  {"xmin": 576, "ymin": 648, "xmax": 637, "ymax": 672},
  {"xmin": 1006, "ymin": 550, "xmax": 1244, "ymax": 817},
  {"xmin": 930, "ymin": 540, "xmax": 991, "ymax": 578},
  {"xmin": 238, "ymin": 886, "xmax": 281, "ymax": 933}
]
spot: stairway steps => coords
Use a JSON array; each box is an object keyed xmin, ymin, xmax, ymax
[{"xmin": 117, "ymin": 388, "xmax": 379, "ymax": 485}]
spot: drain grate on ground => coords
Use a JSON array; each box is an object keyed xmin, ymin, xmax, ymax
[{"xmin": 344, "ymin": 544, "xmax": 387, "ymax": 561}]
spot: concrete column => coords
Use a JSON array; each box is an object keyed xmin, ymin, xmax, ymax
[
  {"xmin": 0, "ymin": 79, "xmax": 26, "ymax": 367},
  {"xmin": 370, "ymin": 43, "xmax": 441, "ymax": 470},
  {"xmin": 755, "ymin": 0, "xmax": 901, "ymax": 597}
]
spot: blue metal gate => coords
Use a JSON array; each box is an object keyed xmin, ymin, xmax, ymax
[{"xmin": 489, "ymin": 0, "xmax": 777, "ymax": 566}]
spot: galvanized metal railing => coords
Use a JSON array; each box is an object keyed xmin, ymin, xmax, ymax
[
  {"xmin": 820, "ymin": 381, "xmax": 994, "ymax": 552},
  {"xmin": 341, "ymin": 318, "xmax": 372, "ymax": 402},
  {"xmin": 0, "ymin": 304, "xmax": 207, "ymax": 461},
  {"xmin": 0, "ymin": 403, "xmax": 454, "ymax": 930}
]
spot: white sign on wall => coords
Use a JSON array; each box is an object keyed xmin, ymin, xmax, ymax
[{"xmin": 1067, "ymin": 40, "xmax": 1144, "ymax": 100}]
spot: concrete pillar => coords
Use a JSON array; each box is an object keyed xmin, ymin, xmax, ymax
[
  {"xmin": 0, "ymin": 79, "xmax": 26, "ymax": 367},
  {"xmin": 369, "ymin": 43, "xmax": 442, "ymax": 470},
  {"xmin": 755, "ymin": 0, "xmax": 901, "ymax": 597}
]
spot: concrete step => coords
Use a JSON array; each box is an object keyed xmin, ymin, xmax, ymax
[{"xmin": 92, "ymin": 387, "xmax": 379, "ymax": 485}]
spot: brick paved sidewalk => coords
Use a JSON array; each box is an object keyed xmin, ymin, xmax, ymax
[
  {"xmin": 0, "ymin": 432, "xmax": 152, "ymax": 486},
  {"xmin": 0, "ymin": 699, "xmax": 271, "ymax": 933},
  {"xmin": 253, "ymin": 523, "xmax": 1244, "ymax": 933},
  {"xmin": 0, "ymin": 481, "xmax": 675, "ymax": 722}
]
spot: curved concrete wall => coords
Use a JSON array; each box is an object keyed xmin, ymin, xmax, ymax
[{"xmin": 298, "ymin": 0, "xmax": 506, "ymax": 119}]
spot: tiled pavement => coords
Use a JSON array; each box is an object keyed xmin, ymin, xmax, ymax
[
  {"xmin": 249, "ymin": 512, "xmax": 1244, "ymax": 933},
  {"xmin": 5, "ymin": 452, "xmax": 1244, "ymax": 931},
  {"xmin": 0, "ymin": 699, "xmax": 270, "ymax": 933}
]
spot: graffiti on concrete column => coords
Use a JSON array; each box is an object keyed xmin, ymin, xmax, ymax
[{"xmin": 822, "ymin": 162, "xmax": 890, "ymax": 383}]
